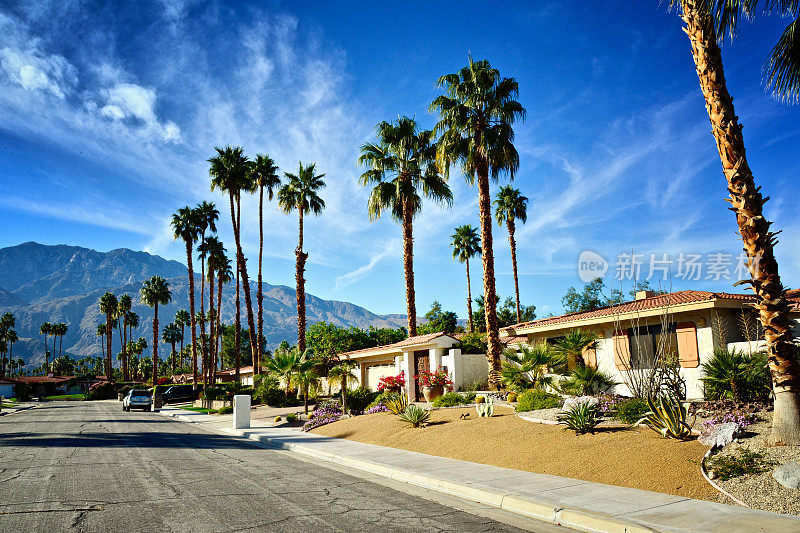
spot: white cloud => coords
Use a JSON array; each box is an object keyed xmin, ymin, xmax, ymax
[
  {"xmin": 98, "ymin": 83, "xmax": 181, "ymax": 142},
  {"xmin": 334, "ymin": 239, "xmax": 400, "ymax": 290},
  {"xmin": 0, "ymin": 46, "xmax": 76, "ymax": 98}
]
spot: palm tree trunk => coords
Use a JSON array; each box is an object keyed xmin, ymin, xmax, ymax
[
  {"xmin": 179, "ymin": 324, "xmax": 184, "ymax": 369},
  {"xmin": 208, "ymin": 270, "xmax": 215, "ymax": 390},
  {"xmin": 476, "ymin": 160, "xmax": 502, "ymax": 390},
  {"xmin": 122, "ymin": 317, "xmax": 128, "ymax": 382},
  {"xmin": 199, "ymin": 230, "xmax": 208, "ymax": 385},
  {"xmin": 258, "ymin": 185, "xmax": 264, "ymax": 370},
  {"xmin": 152, "ymin": 302, "xmax": 159, "ymax": 385},
  {"xmin": 99, "ymin": 333, "xmax": 105, "ymax": 375},
  {"xmin": 171, "ymin": 342, "xmax": 176, "ymax": 375},
  {"xmin": 296, "ymin": 208, "xmax": 308, "ymax": 352},
  {"xmin": 507, "ymin": 218, "xmax": 521, "ymax": 323},
  {"xmin": 106, "ymin": 314, "xmax": 113, "ymax": 380},
  {"xmin": 185, "ymin": 240, "xmax": 198, "ymax": 388},
  {"xmin": 681, "ymin": 0, "xmax": 800, "ymax": 444},
  {"xmin": 235, "ymin": 246, "xmax": 241, "ymax": 381},
  {"xmin": 59, "ymin": 334, "xmax": 63, "ymax": 358},
  {"xmin": 230, "ymin": 193, "xmax": 259, "ymax": 376},
  {"xmin": 466, "ymin": 258, "xmax": 474, "ymax": 333},
  {"xmin": 401, "ymin": 201, "xmax": 417, "ymax": 337},
  {"xmin": 216, "ymin": 274, "xmax": 223, "ymax": 377}
]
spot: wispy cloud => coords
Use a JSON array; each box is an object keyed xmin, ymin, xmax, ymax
[{"xmin": 334, "ymin": 239, "xmax": 400, "ymax": 290}]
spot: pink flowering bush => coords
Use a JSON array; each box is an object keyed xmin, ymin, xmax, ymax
[
  {"xmin": 415, "ymin": 367, "xmax": 453, "ymax": 388},
  {"xmin": 377, "ymin": 372, "xmax": 406, "ymax": 392}
]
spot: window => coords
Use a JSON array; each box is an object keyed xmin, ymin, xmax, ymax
[{"xmin": 627, "ymin": 323, "xmax": 677, "ymax": 369}]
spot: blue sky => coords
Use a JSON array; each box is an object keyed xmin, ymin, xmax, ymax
[{"xmin": 0, "ymin": 1, "xmax": 798, "ymax": 319}]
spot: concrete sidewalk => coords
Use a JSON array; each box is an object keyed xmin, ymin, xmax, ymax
[{"xmin": 157, "ymin": 405, "xmax": 799, "ymax": 533}]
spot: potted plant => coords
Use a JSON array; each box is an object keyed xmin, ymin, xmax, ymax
[
  {"xmin": 416, "ymin": 367, "xmax": 452, "ymax": 402},
  {"xmin": 377, "ymin": 372, "xmax": 406, "ymax": 395}
]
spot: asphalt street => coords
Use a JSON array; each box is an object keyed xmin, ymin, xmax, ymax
[{"xmin": 0, "ymin": 401, "xmax": 572, "ymax": 532}]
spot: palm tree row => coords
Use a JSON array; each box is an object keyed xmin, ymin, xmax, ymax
[
  {"xmin": 38, "ymin": 321, "xmax": 69, "ymax": 373},
  {"xmin": 0, "ymin": 313, "xmax": 17, "ymax": 378}
]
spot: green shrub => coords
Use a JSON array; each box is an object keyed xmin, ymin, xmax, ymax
[
  {"xmin": 707, "ymin": 449, "xmax": 775, "ymax": 481},
  {"xmin": 202, "ymin": 387, "xmax": 225, "ymax": 401},
  {"xmin": 398, "ymin": 404, "xmax": 430, "ymax": 428},
  {"xmin": 614, "ymin": 397, "xmax": 650, "ymax": 424},
  {"xmin": 557, "ymin": 402, "xmax": 600, "ymax": 434},
  {"xmin": 347, "ymin": 386, "xmax": 378, "ymax": 414},
  {"xmin": 286, "ymin": 414, "xmax": 298, "ymax": 423},
  {"xmin": 456, "ymin": 332, "xmax": 487, "ymax": 354},
  {"xmin": 217, "ymin": 405, "xmax": 233, "ymax": 415},
  {"xmin": 515, "ymin": 389, "xmax": 562, "ymax": 412},
  {"xmin": 701, "ymin": 348, "xmax": 771, "ymax": 402},
  {"xmin": 432, "ymin": 391, "xmax": 475, "ymax": 407},
  {"xmin": 507, "ymin": 392, "xmax": 518, "ymax": 402},
  {"xmin": 462, "ymin": 379, "xmax": 488, "ymax": 392},
  {"xmin": 559, "ymin": 366, "xmax": 617, "ymax": 396},
  {"xmin": 87, "ymin": 381, "xmax": 115, "ymax": 400},
  {"xmin": 367, "ymin": 391, "xmax": 396, "ymax": 409}
]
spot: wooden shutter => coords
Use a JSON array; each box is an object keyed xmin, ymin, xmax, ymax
[
  {"xmin": 676, "ymin": 322, "xmax": 699, "ymax": 368},
  {"xmin": 613, "ymin": 330, "xmax": 630, "ymax": 370},
  {"xmin": 582, "ymin": 346, "xmax": 597, "ymax": 368}
]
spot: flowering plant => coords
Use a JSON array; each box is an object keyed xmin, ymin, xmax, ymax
[
  {"xmin": 366, "ymin": 403, "xmax": 389, "ymax": 414},
  {"xmin": 302, "ymin": 400, "xmax": 343, "ymax": 431},
  {"xmin": 415, "ymin": 367, "xmax": 453, "ymax": 388},
  {"xmin": 701, "ymin": 411, "xmax": 758, "ymax": 431},
  {"xmin": 377, "ymin": 372, "xmax": 406, "ymax": 392}
]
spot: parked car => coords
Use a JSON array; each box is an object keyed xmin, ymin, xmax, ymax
[
  {"xmin": 123, "ymin": 389, "xmax": 153, "ymax": 411},
  {"xmin": 161, "ymin": 384, "xmax": 200, "ymax": 404}
]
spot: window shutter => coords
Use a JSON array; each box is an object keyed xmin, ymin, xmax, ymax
[
  {"xmin": 613, "ymin": 330, "xmax": 630, "ymax": 370},
  {"xmin": 676, "ymin": 322, "xmax": 699, "ymax": 368},
  {"xmin": 582, "ymin": 346, "xmax": 597, "ymax": 368}
]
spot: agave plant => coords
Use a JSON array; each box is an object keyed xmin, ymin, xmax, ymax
[
  {"xmin": 384, "ymin": 392, "xmax": 409, "ymax": 415},
  {"xmin": 398, "ymin": 404, "xmax": 430, "ymax": 428},
  {"xmin": 557, "ymin": 402, "xmax": 600, "ymax": 435},
  {"xmin": 636, "ymin": 395, "xmax": 694, "ymax": 440},
  {"xmin": 475, "ymin": 397, "xmax": 494, "ymax": 417}
]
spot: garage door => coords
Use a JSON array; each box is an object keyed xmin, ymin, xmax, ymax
[
  {"xmin": 366, "ymin": 364, "xmax": 395, "ymax": 391},
  {"xmin": 0, "ymin": 384, "xmax": 14, "ymax": 398}
]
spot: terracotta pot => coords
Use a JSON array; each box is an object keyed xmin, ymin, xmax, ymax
[{"xmin": 423, "ymin": 385, "xmax": 444, "ymax": 402}]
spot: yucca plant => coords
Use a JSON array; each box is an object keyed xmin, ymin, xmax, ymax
[
  {"xmin": 557, "ymin": 402, "xmax": 600, "ymax": 435},
  {"xmin": 384, "ymin": 392, "xmax": 409, "ymax": 415},
  {"xmin": 398, "ymin": 404, "xmax": 430, "ymax": 428},
  {"xmin": 636, "ymin": 395, "xmax": 694, "ymax": 440}
]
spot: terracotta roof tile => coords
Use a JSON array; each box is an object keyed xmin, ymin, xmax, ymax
[
  {"xmin": 502, "ymin": 290, "xmax": 757, "ymax": 332},
  {"xmin": 340, "ymin": 331, "xmax": 457, "ymax": 358}
]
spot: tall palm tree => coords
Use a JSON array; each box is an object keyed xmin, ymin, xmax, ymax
[
  {"xmin": 209, "ymin": 147, "xmax": 260, "ymax": 376},
  {"xmin": 4, "ymin": 330, "xmax": 17, "ymax": 379},
  {"xmin": 99, "ymin": 292, "xmax": 118, "ymax": 379},
  {"xmin": 56, "ymin": 323, "xmax": 68, "ymax": 358},
  {"xmin": 116, "ymin": 295, "xmax": 132, "ymax": 381},
  {"xmin": 450, "ymin": 225, "xmax": 482, "ymax": 333},
  {"xmin": 674, "ymin": 0, "xmax": 800, "ymax": 444},
  {"xmin": 215, "ymin": 254, "xmax": 233, "ymax": 376},
  {"xmin": 494, "ymin": 186, "xmax": 528, "ymax": 323},
  {"xmin": 127, "ymin": 311, "xmax": 139, "ymax": 368},
  {"xmin": 140, "ymin": 276, "xmax": 172, "ymax": 385},
  {"xmin": 162, "ymin": 323, "xmax": 180, "ymax": 375},
  {"xmin": 40, "ymin": 322, "xmax": 52, "ymax": 372},
  {"xmin": 249, "ymin": 154, "xmax": 280, "ymax": 371},
  {"xmin": 199, "ymin": 236, "xmax": 225, "ymax": 388},
  {"xmin": 431, "ymin": 58, "xmax": 526, "ymax": 390},
  {"xmin": 174, "ymin": 309, "xmax": 189, "ymax": 367},
  {"xmin": 0, "ymin": 313, "xmax": 14, "ymax": 378},
  {"xmin": 278, "ymin": 162, "xmax": 326, "ymax": 352},
  {"xmin": 328, "ymin": 360, "xmax": 358, "ymax": 414},
  {"xmin": 96, "ymin": 323, "xmax": 106, "ymax": 369},
  {"xmin": 171, "ymin": 206, "xmax": 200, "ymax": 386},
  {"xmin": 358, "ymin": 117, "xmax": 453, "ymax": 337},
  {"xmin": 194, "ymin": 201, "xmax": 219, "ymax": 377}
]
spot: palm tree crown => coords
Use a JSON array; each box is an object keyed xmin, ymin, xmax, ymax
[
  {"xmin": 250, "ymin": 154, "xmax": 281, "ymax": 199},
  {"xmin": 278, "ymin": 162, "xmax": 326, "ymax": 218},
  {"xmin": 451, "ymin": 225, "xmax": 481, "ymax": 263},
  {"xmin": 494, "ymin": 186, "xmax": 528, "ymax": 227}
]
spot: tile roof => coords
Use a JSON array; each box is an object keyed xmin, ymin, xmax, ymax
[
  {"xmin": 502, "ymin": 290, "xmax": 759, "ymax": 332},
  {"xmin": 217, "ymin": 366, "xmax": 254, "ymax": 376},
  {"xmin": 15, "ymin": 375, "xmax": 74, "ymax": 384},
  {"xmin": 340, "ymin": 332, "xmax": 457, "ymax": 358}
]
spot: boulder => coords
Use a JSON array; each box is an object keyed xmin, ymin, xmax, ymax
[
  {"xmin": 561, "ymin": 396, "xmax": 599, "ymax": 413},
  {"xmin": 773, "ymin": 462, "xmax": 800, "ymax": 490},
  {"xmin": 698, "ymin": 422, "xmax": 739, "ymax": 448}
]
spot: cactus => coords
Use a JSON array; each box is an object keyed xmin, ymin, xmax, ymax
[{"xmin": 476, "ymin": 397, "xmax": 494, "ymax": 417}]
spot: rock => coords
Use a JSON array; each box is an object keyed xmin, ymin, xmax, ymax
[
  {"xmin": 698, "ymin": 422, "xmax": 740, "ymax": 448},
  {"xmin": 561, "ymin": 396, "xmax": 599, "ymax": 412},
  {"xmin": 773, "ymin": 462, "xmax": 800, "ymax": 490}
]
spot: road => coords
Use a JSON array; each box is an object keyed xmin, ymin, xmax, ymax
[{"xmin": 0, "ymin": 401, "xmax": 572, "ymax": 532}]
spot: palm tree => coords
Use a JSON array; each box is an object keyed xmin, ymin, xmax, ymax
[
  {"xmin": 328, "ymin": 360, "xmax": 358, "ymax": 414},
  {"xmin": 127, "ymin": 311, "xmax": 139, "ymax": 371},
  {"xmin": 171, "ymin": 206, "xmax": 200, "ymax": 386},
  {"xmin": 140, "ymin": 276, "xmax": 172, "ymax": 385},
  {"xmin": 431, "ymin": 58, "xmax": 526, "ymax": 390},
  {"xmin": 500, "ymin": 343, "xmax": 564, "ymax": 391},
  {"xmin": 450, "ymin": 225, "xmax": 482, "ymax": 333},
  {"xmin": 40, "ymin": 322, "xmax": 52, "ymax": 372},
  {"xmin": 4, "ymin": 330, "xmax": 17, "ymax": 379},
  {"xmin": 96, "ymin": 323, "xmax": 106, "ymax": 369},
  {"xmin": 215, "ymin": 254, "xmax": 233, "ymax": 376},
  {"xmin": 263, "ymin": 348, "xmax": 302, "ymax": 396},
  {"xmin": 494, "ymin": 186, "xmax": 528, "ymax": 323},
  {"xmin": 278, "ymin": 162, "xmax": 326, "ymax": 352},
  {"xmin": 0, "ymin": 313, "xmax": 15, "ymax": 378},
  {"xmin": 674, "ymin": 0, "xmax": 800, "ymax": 443},
  {"xmin": 194, "ymin": 201, "xmax": 219, "ymax": 377},
  {"xmin": 116, "ymin": 295, "xmax": 132, "ymax": 381},
  {"xmin": 250, "ymin": 154, "xmax": 281, "ymax": 371},
  {"xmin": 203, "ymin": 237, "xmax": 226, "ymax": 383},
  {"xmin": 162, "ymin": 323, "xmax": 180, "ymax": 375},
  {"xmin": 174, "ymin": 309, "xmax": 189, "ymax": 366},
  {"xmin": 99, "ymin": 292, "xmax": 118, "ymax": 380},
  {"xmin": 291, "ymin": 351, "xmax": 319, "ymax": 415},
  {"xmin": 358, "ymin": 117, "xmax": 452, "ymax": 337},
  {"xmin": 209, "ymin": 147, "xmax": 260, "ymax": 377},
  {"xmin": 553, "ymin": 330, "xmax": 598, "ymax": 371}
]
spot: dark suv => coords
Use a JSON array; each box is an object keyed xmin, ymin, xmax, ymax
[{"xmin": 160, "ymin": 385, "xmax": 200, "ymax": 404}]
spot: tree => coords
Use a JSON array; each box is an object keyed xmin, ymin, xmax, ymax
[
  {"xmin": 290, "ymin": 349, "xmax": 318, "ymax": 415},
  {"xmin": 500, "ymin": 343, "xmax": 565, "ymax": 390},
  {"xmin": 628, "ymin": 280, "xmax": 667, "ymax": 299},
  {"xmin": 99, "ymin": 293, "xmax": 117, "ymax": 380},
  {"xmin": 194, "ymin": 200, "xmax": 219, "ymax": 380},
  {"xmin": 417, "ymin": 301, "xmax": 458, "ymax": 335},
  {"xmin": 561, "ymin": 278, "xmax": 623, "ymax": 314},
  {"xmin": 215, "ymin": 254, "xmax": 233, "ymax": 375},
  {"xmin": 494, "ymin": 186, "xmax": 528, "ymax": 323},
  {"xmin": 250, "ymin": 153, "xmax": 281, "ymax": 370},
  {"xmin": 140, "ymin": 276, "xmax": 172, "ymax": 385},
  {"xmin": 96, "ymin": 323, "xmax": 106, "ymax": 371},
  {"xmin": 553, "ymin": 330, "xmax": 598, "ymax": 371},
  {"xmin": 431, "ymin": 58, "xmax": 526, "ymax": 390},
  {"xmin": 263, "ymin": 347, "xmax": 302, "ymax": 396},
  {"xmin": 209, "ymin": 147, "xmax": 259, "ymax": 378},
  {"xmin": 451, "ymin": 225, "xmax": 481, "ymax": 332},
  {"xmin": 171, "ymin": 206, "xmax": 200, "ymax": 386},
  {"xmin": 358, "ymin": 116, "xmax": 453, "ymax": 337},
  {"xmin": 174, "ymin": 309, "xmax": 190, "ymax": 367},
  {"xmin": 278, "ymin": 162, "xmax": 326, "ymax": 352},
  {"xmin": 199, "ymin": 234, "xmax": 224, "ymax": 389},
  {"xmin": 672, "ymin": 0, "xmax": 800, "ymax": 444},
  {"xmin": 116, "ymin": 295, "xmax": 132, "ymax": 381},
  {"xmin": 39, "ymin": 322, "xmax": 52, "ymax": 372},
  {"xmin": 328, "ymin": 360, "xmax": 358, "ymax": 413},
  {"xmin": 162, "ymin": 323, "xmax": 181, "ymax": 375},
  {"xmin": 472, "ymin": 295, "xmax": 535, "ymax": 332}
]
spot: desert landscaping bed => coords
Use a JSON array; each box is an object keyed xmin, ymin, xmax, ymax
[{"xmin": 311, "ymin": 405, "xmax": 716, "ymax": 501}]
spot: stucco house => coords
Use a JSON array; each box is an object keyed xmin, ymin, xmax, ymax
[
  {"xmin": 338, "ymin": 332, "xmax": 488, "ymax": 400},
  {"xmin": 216, "ymin": 366, "xmax": 255, "ymax": 386},
  {"xmin": 500, "ymin": 289, "xmax": 800, "ymax": 400}
]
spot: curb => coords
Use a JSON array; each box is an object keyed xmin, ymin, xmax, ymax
[{"xmin": 158, "ymin": 409, "xmax": 663, "ymax": 532}]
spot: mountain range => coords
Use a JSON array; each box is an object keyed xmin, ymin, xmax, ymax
[{"xmin": 0, "ymin": 242, "xmax": 408, "ymax": 367}]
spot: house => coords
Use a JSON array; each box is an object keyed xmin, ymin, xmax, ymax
[
  {"xmin": 500, "ymin": 289, "xmax": 800, "ymax": 400},
  {"xmin": 14, "ymin": 374, "xmax": 74, "ymax": 397},
  {"xmin": 338, "ymin": 332, "xmax": 488, "ymax": 400},
  {"xmin": 0, "ymin": 378, "xmax": 17, "ymax": 399},
  {"xmin": 216, "ymin": 366, "xmax": 255, "ymax": 386}
]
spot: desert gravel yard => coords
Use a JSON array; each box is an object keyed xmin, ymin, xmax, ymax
[{"xmin": 312, "ymin": 405, "xmax": 717, "ymax": 501}]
